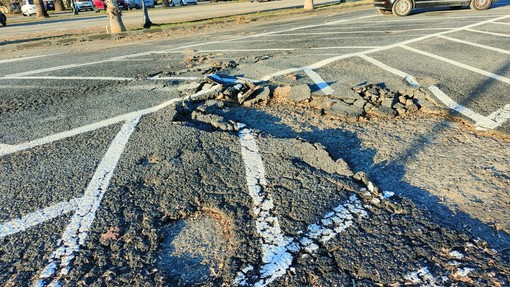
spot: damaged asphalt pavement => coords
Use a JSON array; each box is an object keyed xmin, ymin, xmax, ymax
[{"xmin": 1, "ymin": 3, "xmax": 510, "ymax": 287}]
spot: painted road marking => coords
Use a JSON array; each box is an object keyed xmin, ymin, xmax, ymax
[
  {"xmin": 401, "ymin": 45, "xmax": 510, "ymax": 85},
  {"xmin": 234, "ymin": 194, "xmax": 369, "ymax": 286},
  {"xmin": 303, "ymin": 68, "xmax": 335, "ymax": 95},
  {"xmin": 0, "ymin": 54, "xmax": 62, "ymax": 64},
  {"xmin": 3, "ymin": 76, "xmax": 133, "ymax": 81},
  {"xmin": 465, "ymin": 28, "xmax": 510, "ymax": 38},
  {"xmin": 310, "ymin": 46, "xmax": 383, "ymax": 50},
  {"xmin": 3, "ymin": 76, "xmax": 201, "ymax": 81},
  {"xmin": 36, "ymin": 116, "xmax": 140, "ymax": 287},
  {"xmin": 428, "ymin": 85, "xmax": 500, "ymax": 130},
  {"xmin": 0, "ymin": 198, "xmax": 80, "ymax": 239},
  {"xmin": 237, "ymin": 126, "xmax": 294, "ymax": 287},
  {"xmin": 259, "ymin": 15, "xmax": 510, "ymax": 81},
  {"xmin": 486, "ymin": 104, "xmax": 510, "ymax": 128},
  {"xmin": 437, "ymin": 35, "xmax": 510, "ymax": 55},
  {"xmin": 359, "ymin": 55, "xmax": 420, "ymax": 88},
  {"xmin": 0, "ymin": 86, "xmax": 220, "ymax": 158}
]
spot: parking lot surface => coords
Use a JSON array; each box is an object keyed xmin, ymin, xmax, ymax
[{"xmin": 1, "ymin": 3, "xmax": 510, "ymax": 286}]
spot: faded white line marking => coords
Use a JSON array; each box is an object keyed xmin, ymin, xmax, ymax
[
  {"xmin": 405, "ymin": 267, "xmax": 445, "ymax": 285},
  {"xmin": 303, "ymin": 68, "xmax": 335, "ymax": 95},
  {"xmin": 401, "ymin": 45, "xmax": 510, "ymax": 85},
  {"xmin": 3, "ymin": 76, "xmax": 133, "ymax": 81},
  {"xmin": 486, "ymin": 104, "xmax": 510, "ymax": 127},
  {"xmin": 310, "ymin": 46, "xmax": 382, "ymax": 50},
  {"xmin": 437, "ymin": 35, "xmax": 510, "ymax": 55},
  {"xmin": 36, "ymin": 116, "xmax": 140, "ymax": 287},
  {"xmin": 4, "ymin": 63, "xmax": 97, "ymax": 78},
  {"xmin": 234, "ymin": 194, "xmax": 369, "ymax": 286},
  {"xmin": 299, "ymin": 195, "xmax": 367, "ymax": 253},
  {"xmin": 0, "ymin": 143, "xmax": 14, "ymax": 149},
  {"xmin": 465, "ymin": 28, "xmax": 510, "ymax": 38},
  {"xmin": 259, "ymin": 15, "xmax": 510, "ymax": 81},
  {"xmin": 0, "ymin": 85, "xmax": 221, "ymax": 158},
  {"xmin": 0, "ymin": 54, "xmax": 62, "ymax": 64},
  {"xmin": 359, "ymin": 55, "xmax": 420, "ymax": 88},
  {"xmin": 198, "ymin": 48, "xmax": 296, "ymax": 52},
  {"xmin": 265, "ymin": 28, "xmax": 455, "ymax": 37},
  {"xmin": 0, "ymin": 198, "xmax": 80, "ymax": 239},
  {"xmin": 237, "ymin": 126, "xmax": 293, "ymax": 287},
  {"xmin": 428, "ymin": 85, "xmax": 499, "ymax": 130}
]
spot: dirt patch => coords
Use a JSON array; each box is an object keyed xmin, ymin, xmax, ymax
[{"xmin": 158, "ymin": 210, "xmax": 233, "ymax": 285}]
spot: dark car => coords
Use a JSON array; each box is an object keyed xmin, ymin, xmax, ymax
[
  {"xmin": 44, "ymin": 0, "xmax": 55, "ymax": 10},
  {"xmin": 374, "ymin": 0, "xmax": 492, "ymax": 16},
  {"xmin": 0, "ymin": 12, "xmax": 6, "ymax": 27}
]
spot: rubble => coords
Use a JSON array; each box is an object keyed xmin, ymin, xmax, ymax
[{"xmin": 287, "ymin": 84, "xmax": 312, "ymax": 103}]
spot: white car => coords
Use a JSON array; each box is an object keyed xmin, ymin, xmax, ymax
[
  {"xmin": 21, "ymin": 0, "xmax": 36, "ymax": 16},
  {"xmin": 74, "ymin": 0, "xmax": 94, "ymax": 11},
  {"xmin": 171, "ymin": 0, "xmax": 197, "ymax": 6}
]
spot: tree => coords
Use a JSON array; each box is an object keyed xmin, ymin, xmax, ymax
[
  {"xmin": 304, "ymin": 0, "xmax": 314, "ymax": 10},
  {"xmin": 106, "ymin": 0, "xmax": 126, "ymax": 33},
  {"xmin": 54, "ymin": 0, "xmax": 66, "ymax": 11},
  {"xmin": 142, "ymin": 0, "xmax": 152, "ymax": 29},
  {"xmin": 35, "ymin": 0, "xmax": 49, "ymax": 18}
]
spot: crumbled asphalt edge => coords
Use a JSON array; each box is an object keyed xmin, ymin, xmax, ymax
[{"xmin": 173, "ymin": 79, "xmax": 509, "ymax": 286}]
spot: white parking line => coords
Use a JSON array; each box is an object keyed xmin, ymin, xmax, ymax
[
  {"xmin": 198, "ymin": 48, "xmax": 296, "ymax": 52},
  {"xmin": 0, "ymin": 98, "xmax": 178, "ymax": 157},
  {"xmin": 237, "ymin": 126, "xmax": 294, "ymax": 287},
  {"xmin": 36, "ymin": 116, "xmax": 140, "ymax": 287},
  {"xmin": 0, "ymin": 198, "xmax": 80, "ymax": 239},
  {"xmin": 359, "ymin": 55, "xmax": 420, "ymax": 88},
  {"xmin": 303, "ymin": 68, "xmax": 335, "ymax": 95},
  {"xmin": 299, "ymin": 195, "xmax": 368, "ymax": 253},
  {"xmin": 401, "ymin": 45, "xmax": 510, "ymax": 85},
  {"xmin": 4, "ymin": 76, "xmax": 133, "ymax": 81},
  {"xmin": 465, "ymin": 28, "xmax": 510, "ymax": 38},
  {"xmin": 436, "ymin": 35, "xmax": 510, "ymax": 55},
  {"xmin": 428, "ymin": 85, "xmax": 499, "ymax": 130},
  {"xmin": 259, "ymin": 15, "xmax": 510, "ymax": 81},
  {"xmin": 310, "ymin": 46, "xmax": 383, "ymax": 50},
  {"xmin": 0, "ymin": 54, "xmax": 62, "ymax": 64},
  {"xmin": 486, "ymin": 104, "xmax": 510, "ymax": 128},
  {"xmin": 0, "ymin": 85, "xmax": 221, "ymax": 158}
]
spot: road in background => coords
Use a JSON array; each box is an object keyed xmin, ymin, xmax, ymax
[{"xmin": 0, "ymin": 0, "xmax": 342, "ymax": 39}]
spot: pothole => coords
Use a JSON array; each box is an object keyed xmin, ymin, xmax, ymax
[{"xmin": 158, "ymin": 211, "xmax": 233, "ymax": 286}]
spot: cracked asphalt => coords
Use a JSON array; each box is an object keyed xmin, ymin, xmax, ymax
[{"xmin": 1, "ymin": 2, "xmax": 510, "ymax": 286}]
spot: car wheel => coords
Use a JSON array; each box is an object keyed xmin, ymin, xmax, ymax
[
  {"xmin": 378, "ymin": 9, "xmax": 392, "ymax": 15},
  {"xmin": 392, "ymin": 0, "xmax": 412, "ymax": 16},
  {"xmin": 1, "ymin": 15, "xmax": 6, "ymax": 27},
  {"xmin": 470, "ymin": 0, "xmax": 491, "ymax": 10}
]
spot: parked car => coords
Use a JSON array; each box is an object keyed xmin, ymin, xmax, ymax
[
  {"xmin": 0, "ymin": 12, "xmax": 6, "ymax": 27},
  {"xmin": 93, "ymin": 0, "xmax": 128, "ymax": 10},
  {"xmin": 170, "ymin": 0, "xmax": 196, "ymax": 6},
  {"xmin": 74, "ymin": 0, "xmax": 94, "ymax": 11},
  {"xmin": 44, "ymin": 0, "xmax": 55, "ymax": 10},
  {"xmin": 21, "ymin": 0, "xmax": 36, "ymax": 16},
  {"xmin": 374, "ymin": 0, "xmax": 492, "ymax": 16},
  {"xmin": 126, "ymin": 0, "xmax": 154, "ymax": 9}
]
